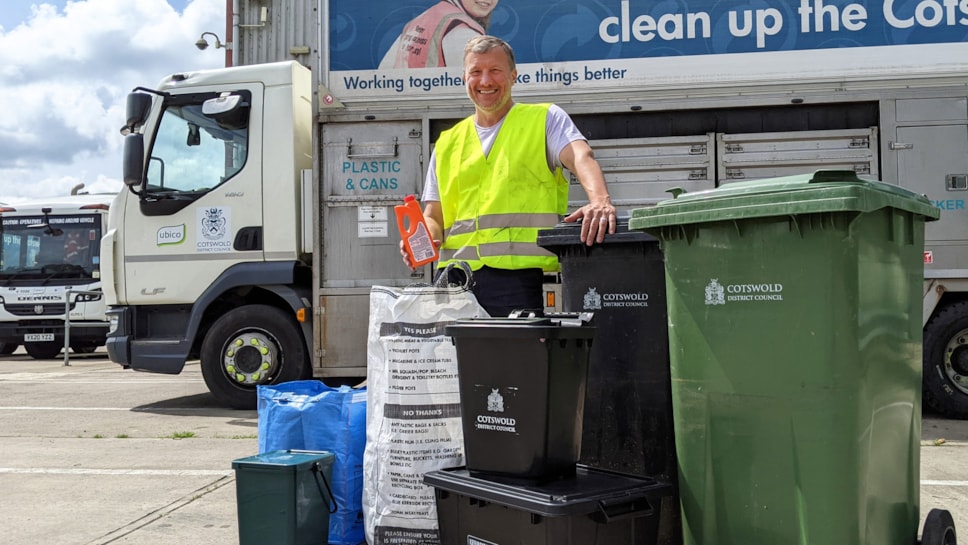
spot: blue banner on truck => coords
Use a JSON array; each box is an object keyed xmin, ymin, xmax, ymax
[{"xmin": 326, "ymin": 0, "xmax": 968, "ymax": 99}]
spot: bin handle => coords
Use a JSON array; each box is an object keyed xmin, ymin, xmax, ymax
[
  {"xmin": 592, "ymin": 495, "xmax": 654, "ymax": 524},
  {"xmin": 311, "ymin": 461, "xmax": 339, "ymax": 514},
  {"xmin": 550, "ymin": 311, "xmax": 594, "ymax": 327},
  {"xmin": 808, "ymin": 170, "xmax": 861, "ymax": 184},
  {"xmin": 507, "ymin": 310, "xmax": 594, "ymax": 326}
]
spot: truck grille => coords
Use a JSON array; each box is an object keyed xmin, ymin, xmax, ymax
[{"xmin": 5, "ymin": 303, "xmax": 76, "ymax": 316}]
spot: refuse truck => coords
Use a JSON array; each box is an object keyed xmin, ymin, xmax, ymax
[
  {"xmin": 104, "ymin": 0, "xmax": 968, "ymax": 413},
  {"xmin": 0, "ymin": 190, "xmax": 113, "ymax": 359}
]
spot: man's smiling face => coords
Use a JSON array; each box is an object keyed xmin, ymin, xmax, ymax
[{"xmin": 463, "ymin": 47, "xmax": 516, "ymax": 121}]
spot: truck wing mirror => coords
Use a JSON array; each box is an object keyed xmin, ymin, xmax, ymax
[
  {"xmin": 121, "ymin": 92, "xmax": 153, "ymax": 135},
  {"xmin": 122, "ymin": 133, "xmax": 145, "ymax": 188}
]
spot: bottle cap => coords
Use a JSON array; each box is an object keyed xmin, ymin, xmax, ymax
[{"xmin": 404, "ymin": 195, "xmax": 416, "ymax": 203}]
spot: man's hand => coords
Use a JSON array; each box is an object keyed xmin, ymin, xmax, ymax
[
  {"xmin": 559, "ymin": 140, "xmax": 615, "ymax": 245},
  {"xmin": 400, "ymin": 239, "xmax": 442, "ymax": 271},
  {"xmin": 563, "ymin": 198, "xmax": 616, "ymax": 245}
]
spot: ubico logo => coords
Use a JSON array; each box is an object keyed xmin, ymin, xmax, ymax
[{"xmin": 157, "ymin": 224, "xmax": 186, "ymax": 246}]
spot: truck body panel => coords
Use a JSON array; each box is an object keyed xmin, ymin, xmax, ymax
[{"xmin": 104, "ymin": 0, "xmax": 968, "ymax": 415}]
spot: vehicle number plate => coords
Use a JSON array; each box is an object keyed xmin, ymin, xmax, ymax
[{"xmin": 25, "ymin": 334, "xmax": 55, "ymax": 342}]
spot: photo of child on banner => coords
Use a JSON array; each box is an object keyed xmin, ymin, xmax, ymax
[{"xmin": 379, "ymin": 0, "xmax": 499, "ymax": 69}]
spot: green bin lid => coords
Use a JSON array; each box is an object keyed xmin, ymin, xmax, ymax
[
  {"xmin": 231, "ymin": 449, "xmax": 334, "ymax": 472},
  {"xmin": 628, "ymin": 170, "xmax": 940, "ymax": 231}
]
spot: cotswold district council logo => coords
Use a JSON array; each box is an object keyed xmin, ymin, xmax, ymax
[
  {"xmin": 583, "ymin": 287, "xmax": 602, "ymax": 310},
  {"xmin": 705, "ymin": 279, "xmax": 726, "ymax": 305},
  {"xmin": 487, "ymin": 389, "xmax": 504, "ymax": 413},
  {"xmin": 201, "ymin": 208, "xmax": 226, "ymax": 240}
]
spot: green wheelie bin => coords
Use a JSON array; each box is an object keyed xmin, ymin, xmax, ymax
[{"xmin": 628, "ymin": 170, "xmax": 941, "ymax": 545}]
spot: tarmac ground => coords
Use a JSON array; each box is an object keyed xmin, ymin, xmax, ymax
[{"xmin": 1, "ymin": 348, "xmax": 966, "ymax": 544}]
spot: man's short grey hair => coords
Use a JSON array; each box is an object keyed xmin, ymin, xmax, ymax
[{"xmin": 463, "ymin": 35, "xmax": 516, "ymax": 71}]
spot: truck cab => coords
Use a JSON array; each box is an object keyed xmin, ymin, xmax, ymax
[
  {"xmin": 0, "ymin": 194, "xmax": 113, "ymax": 359},
  {"xmin": 103, "ymin": 62, "xmax": 316, "ymax": 408}
]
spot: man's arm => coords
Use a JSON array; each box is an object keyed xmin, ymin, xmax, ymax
[
  {"xmin": 559, "ymin": 139, "xmax": 616, "ymax": 245},
  {"xmin": 423, "ymin": 201, "xmax": 445, "ymax": 243}
]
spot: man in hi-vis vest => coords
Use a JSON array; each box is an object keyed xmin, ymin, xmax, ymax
[{"xmin": 402, "ymin": 35, "xmax": 616, "ymax": 317}]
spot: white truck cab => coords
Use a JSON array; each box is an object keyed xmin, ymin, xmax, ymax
[{"xmin": 0, "ymin": 193, "xmax": 113, "ymax": 358}]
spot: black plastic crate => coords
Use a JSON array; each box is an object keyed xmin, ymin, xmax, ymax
[{"xmin": 424, "ymin": 465, "xmax": 671, "ymax": 545}]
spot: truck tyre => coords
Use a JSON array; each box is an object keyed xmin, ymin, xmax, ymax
[
  {"xmin": 70, "ymin": 341, "xmax": 98, "ymax": 354},
  {"xmin": 924, "ymin": 301, "xmax": 968, "ymax": 419},
  {"xmin": 24, "ymin": 341, "xmax": 62, "ymax": 360},
  {"xmin": 200, "ymin": 304, "xmax": 311, "ymax": 410},
  {"xmin": 921, "ymin": 508, "xmax": 956, "ymax": 545},
  {"xmin": 0, "ymin": 343, "xmax": 18, "ymax": 355}
]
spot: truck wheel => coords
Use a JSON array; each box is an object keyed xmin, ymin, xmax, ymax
[
  {"xmin": 70, "ymin": 342, "xmax": 98, "ymax": 354},
  {"xmin": 924, "ymin": 301, "xmax": 968, "ymax": 418},
  {"xmin": 0, "ymin": 343, "xmax": 18, "ymax": 355},
  {"xmin": 24, "ymin": 342, "xmax": 62, "ymax": 360},
  {"xmin": 921, "ymin": 508, "xmax": 956, "ymax": 545},
  {"xmin": 200, "ymin": 304, "xmax": 311, "ymax": 410}
]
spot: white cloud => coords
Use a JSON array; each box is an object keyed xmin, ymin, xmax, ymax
[{"xmin": 0, "ymin": 0, "xmax": 224, "ymax": 203}]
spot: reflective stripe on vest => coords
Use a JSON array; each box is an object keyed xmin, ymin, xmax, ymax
[{"xmin": 435, "ymin": 103, "xmax": 568, "ymax": 272}]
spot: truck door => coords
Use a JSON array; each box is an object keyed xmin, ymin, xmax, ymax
[{"xmin": 121, "ymin": 85, "xmax": 265, "ymax": 305}]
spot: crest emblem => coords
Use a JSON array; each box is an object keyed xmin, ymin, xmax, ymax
[
  {"xmin": 705, "ymin": 279, "xmax": 726, "ymax": 306},
  {"xmin": 201, "ymin": 208, "xmax": 227, "ymax": 240},
  {"xmin": 583, "ymin": 287, "xmax": 602, "ymax": 310},
  {"xmin": 486, "ymin": 388, "xmax": 504, "ymax": 412}
]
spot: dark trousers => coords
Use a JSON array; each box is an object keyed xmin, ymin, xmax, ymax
[{"xmin": 437, "ymin": 265, "xmax": 544, "ymax": 318}]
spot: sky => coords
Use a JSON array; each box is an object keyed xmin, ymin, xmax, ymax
[{"xmin": 0, "ymin": 0, "xmax": 226, "ymax": 204}]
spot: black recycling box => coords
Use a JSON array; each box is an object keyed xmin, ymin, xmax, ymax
[
  {"xmin": 424, "ymin": 465, "xmax": 671, "ymax": 545},
  {"xmin": 536, "ymin": 219, "xmax": 676, "ymax": 481},
  {"xmin": 445, "ymin": 315, "xmax": 595, "ymax": 482},
  {"xmin": 537, "ymin": 218, "xmax": 681, "ymax": 544}
]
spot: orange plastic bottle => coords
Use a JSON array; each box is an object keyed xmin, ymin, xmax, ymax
[{"xmin": 394, "ymin": 195, "xmax": 439, "ymax": 267}]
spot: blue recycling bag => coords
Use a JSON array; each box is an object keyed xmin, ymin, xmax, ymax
[{"xmin": 258, "ymin": 381, "xmax": 367, "ymax": 545}]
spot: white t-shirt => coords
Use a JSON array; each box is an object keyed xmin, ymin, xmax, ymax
[{"xmin": 421, "ymin": 104, "xmax": 586, "ymax": 202}]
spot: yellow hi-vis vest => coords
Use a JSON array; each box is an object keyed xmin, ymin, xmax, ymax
[{"xmin": 436, "ymin": 103, "xmax": 568, "ymax": 272}]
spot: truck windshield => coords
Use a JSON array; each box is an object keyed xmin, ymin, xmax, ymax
[
  {"xmin": 145, "ymin": 91, "xmax": 251, "ymax": 194},
  {"xmin": 0, "ymin": 214, "xmax": 101, "ymax": 279}
]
